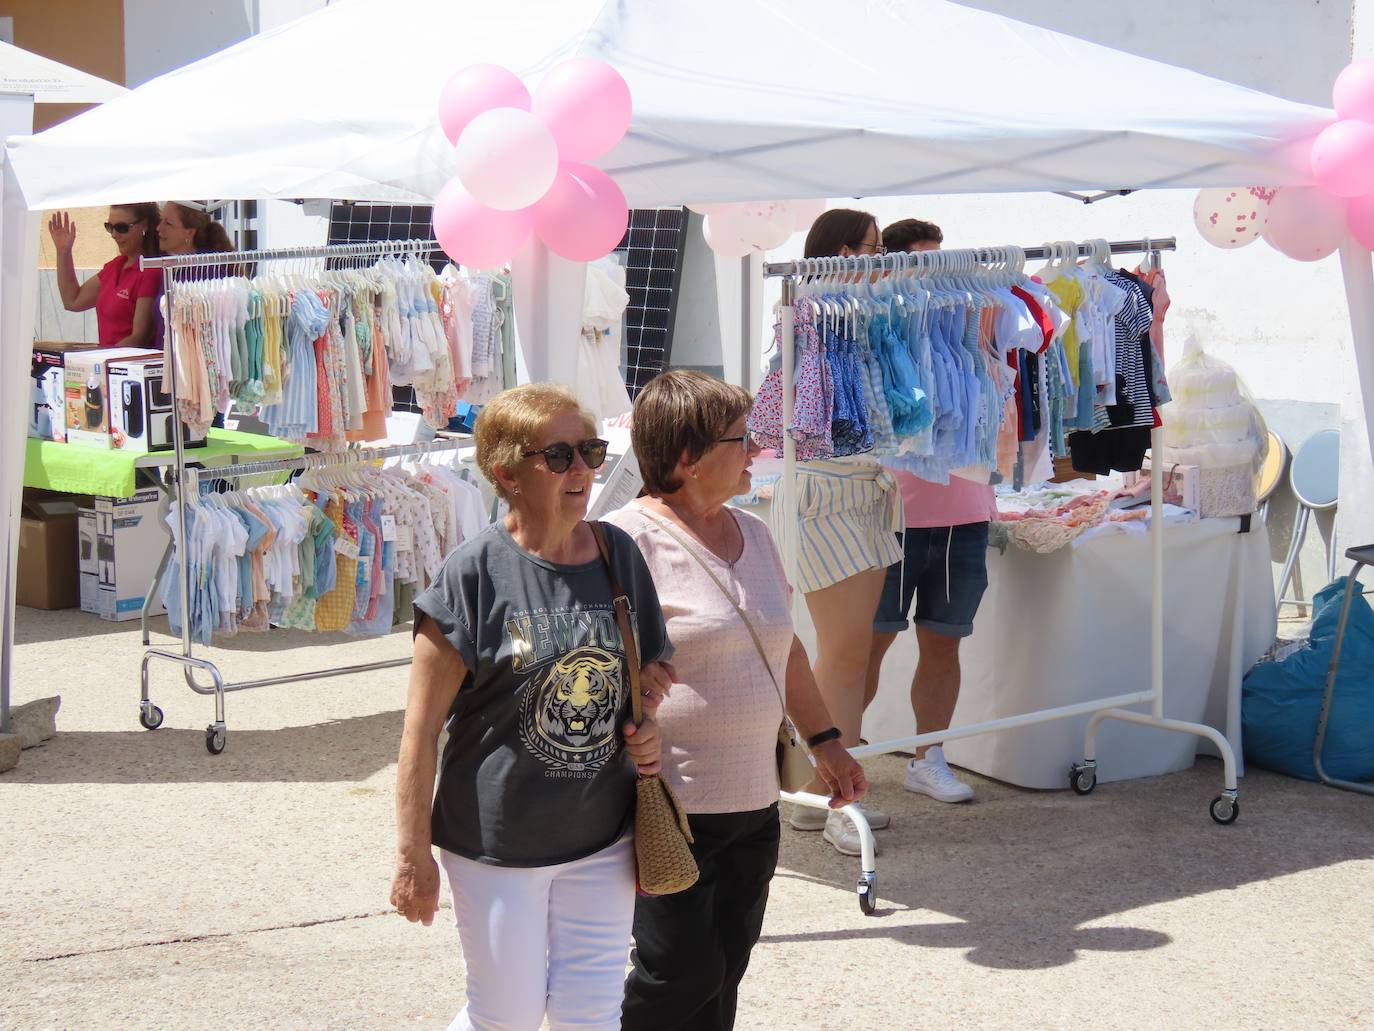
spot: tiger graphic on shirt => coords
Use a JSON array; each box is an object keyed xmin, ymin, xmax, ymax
[{"xmin": 507, "ymin": 607, "xmax": 633, "ymax": 777}]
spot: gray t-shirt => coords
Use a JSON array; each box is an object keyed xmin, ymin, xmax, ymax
[{"xmin": 414, "ymin": 520, "xmax": 670, "ymax": 867}]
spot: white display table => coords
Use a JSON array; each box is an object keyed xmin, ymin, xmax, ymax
[{"xmin": 847, "ymin": 516, "xmax": 1276, "ymax": 788}]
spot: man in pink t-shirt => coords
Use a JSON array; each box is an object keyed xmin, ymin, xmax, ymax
[{"xmin": 865, "ymin": 220, "xmax": 995, "ymax": 803}]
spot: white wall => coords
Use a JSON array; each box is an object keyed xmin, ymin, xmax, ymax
[{"xmin": 122, "ymin": 0, "xmax": 255, "ymax": 86}]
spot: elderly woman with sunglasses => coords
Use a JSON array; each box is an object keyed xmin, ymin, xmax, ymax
[
  {"xmin": 605, "ymin": 371, "xmax": 867, "ymax": 1031},
  {"xmin": 391, "ymin": 383, "xmax": 675, "ymax": 1031},
  {"xmin": 48, "ymin": 204, "xmax": 163, "ymax": 349}
]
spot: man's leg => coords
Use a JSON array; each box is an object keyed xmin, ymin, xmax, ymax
[{"xmin": 910, "ymin": 626, "xmax": 961, "ymax": 762}]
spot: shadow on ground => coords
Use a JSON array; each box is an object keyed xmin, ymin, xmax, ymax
[{"xmin": 764, "ymin": 756, "xmax": 1374, "ymax": 971}]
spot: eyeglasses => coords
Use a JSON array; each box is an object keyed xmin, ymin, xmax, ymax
[
  {"xmin": 717, "ymin": 432, "xmax": 755, "ymax": 451},
  {"xmin": 522, "ymin": 438, "xmax": 609, "ymax": 473},
  {"xmin": 856, "ymin": 241, "xmax": 887, "ymax": 255},
  {"xmin": 104, "ymin": 221, "xmax": 142, "ymax": 235}
]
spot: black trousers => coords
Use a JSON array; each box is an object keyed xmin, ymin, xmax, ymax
[{"xmin": 622, "ymin": 804, "xmax": 780, "ymax": 1031}]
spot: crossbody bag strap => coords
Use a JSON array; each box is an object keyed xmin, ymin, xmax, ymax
[
  {"xmin": 589, "ymin": 520, "xmax": 644, "ymax": 726},
  {"xmin": 635, "ymin": 508, "xmax": 785, "ymax": 708}
]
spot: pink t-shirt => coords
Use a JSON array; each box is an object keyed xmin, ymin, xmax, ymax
[
  {"xmin": 604, "ymin": 503, "xmax": 790, "ymax": 815},
  {"xmin": 895, "ymin": 469, "xmax": 997, "ymax": 529}
]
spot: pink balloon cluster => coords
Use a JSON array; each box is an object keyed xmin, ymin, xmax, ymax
[
  {"xmin": 687, "ymin": 200, "xmax": 828, "ymax": 257},
  {"xmin": 434, "ymin": 61, "xmax": 632, "ymax": 268}
]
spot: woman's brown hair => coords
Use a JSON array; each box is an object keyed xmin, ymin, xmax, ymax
[
  {"xmin": 632, "ymin": 370, "xmax": 753, "ymax": 495},
  {"xmin": 165, "ymin": 201, "xmax": 236, "ymax": 253},
  {"xmin": 112, "ymin": 202, "xmax": 163, "ymax": 258},
  {"xmin": 803, "ymin": 208, "xmax": 877, "ymax": 259}
]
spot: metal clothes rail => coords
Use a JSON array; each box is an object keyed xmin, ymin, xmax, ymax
[
  {"xmin": 137, "ymin": 239, "xmax": 467, "ymax": 755},
  {"xmin": 767, "ymin": 236, "xmax": 1242, "ymax": 916}
]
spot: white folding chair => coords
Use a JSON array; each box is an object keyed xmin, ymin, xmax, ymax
[{"xmin": 1276, "ymin": 429, "xmax": 1340, "ymax": 613}]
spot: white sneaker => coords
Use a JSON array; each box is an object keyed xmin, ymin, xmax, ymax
[
  {"xmin": 904, "ymin": 753, "xmax": 974, "ymax": 803},
  {"xmin": 788, "ymin": 804, "xmax": 828, "ymax": 831},
  {"xmin": 822, "ymin": 810, "xmax": 880, "ymax": 857},
  {"xmin": 854, "ymin": 800, "xmax": 890, "ymax": 830}
]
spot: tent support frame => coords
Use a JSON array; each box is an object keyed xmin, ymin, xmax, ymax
[{"xmin": 767, "ymin": 236, "xmax": 1244, "ymax": 913}]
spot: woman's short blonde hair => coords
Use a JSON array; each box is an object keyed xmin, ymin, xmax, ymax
[
  {"xmin": 632, "ymin": 371, "xmax": 752, "ymax": 495},
  {"xmin": 474, "ymin": 383, "xmax": 597, "ymax": 500}
]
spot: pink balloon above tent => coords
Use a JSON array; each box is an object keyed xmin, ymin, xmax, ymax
[
  {"xmin": 433, "ymin": 177, "xmax": 534, "ymax": 268},
  {"xmin": 439, "ymin": 64, "xmax": 531, "ymax": 146},
  {"xmin": 1334, "ymin": 59, "xmax": 1374, "ymax": 124},
  {"xmin": 531, "ymin": 59, "xmax": 633, "ymax": 162},
  {"xmin": 1310, "ymin": 119, "xmax": 1374, "ymax": 198},
  {"xmin": 533, "ymin": 162, "xmax": 630, "ymax": 261}
]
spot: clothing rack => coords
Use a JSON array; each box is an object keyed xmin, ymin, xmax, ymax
[
  {"xmin": 767, "ymin": 236, "xmax": 1241, "ymax": 915},
  {"xmin": 137, "ymin": 239, "xmax": 473, "ymax": 756}
]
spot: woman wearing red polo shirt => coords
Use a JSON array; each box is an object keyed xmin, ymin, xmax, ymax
[{"xmin": 49, "ymin": 203, "xmax": 163, "ymax": 349}]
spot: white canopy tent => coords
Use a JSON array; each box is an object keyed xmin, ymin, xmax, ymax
[
  {"xmin": 0, "ymin": 40, "xmax": 127, "ymax": 104},
  {"xmin": 3, "ymin": 0, "xmax": 1365, "ymax": 730}
]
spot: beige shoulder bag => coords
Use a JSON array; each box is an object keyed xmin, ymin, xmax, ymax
[
  {"xmin": 589, "ymin": 521, "xmax": 698, "ymax": 896},
  {"xmin": 635, "ymin": 508, "xmax": 815, "ymax": 793}
]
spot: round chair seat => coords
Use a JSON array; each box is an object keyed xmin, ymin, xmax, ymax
[
  {"xmin": 1289, "ymin": 429, "xmax": 1340, "ymax": 510},
  {"xmin": 1255, "ymin": 430, "xmax": 1287, "ymax": 503}
]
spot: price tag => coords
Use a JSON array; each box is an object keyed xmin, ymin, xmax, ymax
[
  {"xmin": 395, "ymin": 526, "xmax": 414, "ymax": 552},
  {"xmin": 381, "ymin": 514, "xmax": 398, "ymax": 542},
  {"xmin": 334, "ymin": 535, "xmax": 360, "ymax": 561}
]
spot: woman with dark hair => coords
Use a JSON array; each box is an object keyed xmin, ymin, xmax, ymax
[
  {"xmin": 756, "ymin": 207, "xmax": 904, "ymax": 855},
  {"xmin": 157, "ymin": 202, "xmax": 236, "ymax": 255},
  {"xmin": 49, "ymin": 203, "xmax": 163, "ymax": 349}
]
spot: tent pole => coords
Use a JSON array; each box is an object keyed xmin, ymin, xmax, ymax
[
  {"xmin": 1337, "ymin": 240, "xmax": 1374, "ymax": 469},
  {"xmin": 779, "ymin": 276, "xmax": 797, "ymax": 583}
]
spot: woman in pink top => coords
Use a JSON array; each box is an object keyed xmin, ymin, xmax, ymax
[
  {"xmin": 49, "ymin": 203, "xmax": 163, "ymax": 348},
  {"xmin": 606, "ymin": 371, "xmax": 865, "ymax": 1031}
]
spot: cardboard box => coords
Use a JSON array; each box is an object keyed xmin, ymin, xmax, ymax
[
  {"xmin": 78, "ymin": 488, "xmax": 168, "ymax": 621},
  {"xmin": 106, "ymin": 353, "xmax": 207, "ymax": 453},
  {"xmin": 16, "ymin": 492, "xmax": 84, "ymax": 609},
  {"xmin": 63, "ymin": 347, "xmax": 160, "ymax": 449},
  {"xmin": 1125, "ymin": 457, "xmax": 1256, "ymax": 519},
  {"xmin": 29, "ymin": 342, "xmax": 98, "ymax": 442}
]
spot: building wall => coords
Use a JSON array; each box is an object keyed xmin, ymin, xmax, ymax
[{"xmin": 1, "ymin": 0, "xmax": 124, "ymax": 131}]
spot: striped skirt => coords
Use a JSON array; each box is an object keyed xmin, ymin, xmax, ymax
[{"xmin": 771, "ymin": 460, "xmax": 904, "ymax": 593}]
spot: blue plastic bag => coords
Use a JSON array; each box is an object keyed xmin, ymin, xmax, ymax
[{"xmin": 1242, "ymin": 576, "xmax": 1374, "ymax": 782}]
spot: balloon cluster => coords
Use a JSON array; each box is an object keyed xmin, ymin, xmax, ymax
[
  {"xmin": 687, "ymin": 200, "xmax": 828, "ymax": 257},
  {"xmin": 435, "ymin": 61, "xmax": 632, "ymax": 268},
  {"xmin": 1194, "ymin": 59, "xmax": 1374, "ymax": 262}
]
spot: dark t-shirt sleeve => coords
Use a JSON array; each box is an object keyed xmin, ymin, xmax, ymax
[{"xmin": 413, "ymin": 552, "xmax": 478, "ymax": 674}]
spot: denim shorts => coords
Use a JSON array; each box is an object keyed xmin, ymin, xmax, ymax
[{"xmin": 872, "ymin": 522, "xmax": 990, "ymax": 637}]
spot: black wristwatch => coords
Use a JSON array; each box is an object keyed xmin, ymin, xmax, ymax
[{"xmin": 806, "ymin": 726, "xmax": 842, "ymax": 748}]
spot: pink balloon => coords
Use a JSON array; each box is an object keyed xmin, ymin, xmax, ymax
[
  {"xmin": 1310, "ymin": 120, "xmax": 1374, "ymax": 198},
  {"xmin": 740, "ymin": 202, "xmax": 795, "ymax": 250},
  {"xmin": 702, "ymin": 212, "xmax": 753, "ymax": 258},
  {"xmin": 454, "ymin": 108, "xmax": 559, "ymax": 211},
  {"xmin": 439, "ymin": 64, "xmax": 531, "ymax": 146},
  {"xmin": 1348, "ymin": 193, "xmax": 1374, "ymax": 251},
  {"xmin": 788, "ymin": 199, "xmax": 828, "ymax": 227},
  {"xmin": 433, "ymin": 177, "xmax": 533, "ymax": 268},
  {"xmin": 531, "ymin": 59, "xmax": 632, "ymax": 162},
  {"xmin": 1334, "ymin": 59, "xmax": 1374, "ymax": 123},
  {"xmin": 1263, "ymin": 187, "xmax": 1347, "ymax": 262},
  {"xmin": 532, "ymin": 162, "xmax": 629, "ymax": 262}
]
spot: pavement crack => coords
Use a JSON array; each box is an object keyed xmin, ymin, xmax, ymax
[{"xmin": 25, "ymin": 910, "xmax": 393, "ymax": 963}]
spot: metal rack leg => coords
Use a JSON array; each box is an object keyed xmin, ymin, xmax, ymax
[
  {"xmin": 782, "ymin": 790, "xmax": 878, "ymax": 916},
  {"xmin": 141, "ymin": 540, "xmax": 172, "ymax": 647},
  {"xmin": 1312, "ymin": 563, "xmax": 1374, "ymax": 796}
]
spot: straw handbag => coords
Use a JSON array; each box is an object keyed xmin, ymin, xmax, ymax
[
  {"xmin": 636, "ymin": 510, "xmax": 816, "ymax": 792},
  {"xmin": 590, "ymin": 522, "xmax": 698, "ymax": 897}
]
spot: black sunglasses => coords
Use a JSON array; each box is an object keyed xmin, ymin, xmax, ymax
[
  {"xmin": 522, "ymin": 438, "xmax": 609, "ymax": 473},
  {"xmin": 104, "ymin": 221, "xmax": 143, "ymax": 235}
]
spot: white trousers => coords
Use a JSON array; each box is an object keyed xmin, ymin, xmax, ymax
[{"xmin": 440, "ymin": 834, "xmax": 636, "ymax": 1031}]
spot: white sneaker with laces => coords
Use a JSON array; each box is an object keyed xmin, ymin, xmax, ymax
[
  {"xmin": 822, "ymin": 810, "xmax": 880, "ymax": 857},
  {"xmin": 904, "ymin": 750, "xmax": 974, "ymax": 803},
  {"xmin": 788, "ymin": 804, "xmax": 828, "ymax": 831},
  {"xmin": 853, "ymin": 800, "xmax": 890, "ymax": 830}
]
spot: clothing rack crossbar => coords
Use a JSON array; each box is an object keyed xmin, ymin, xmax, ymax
[
  {"xmin": 141, "ymin": 238, "xmax": 474, "ymax": 755},
  {"xmin": 767, "ymin": 235, "xmax": 1236, "ymax": 908}
]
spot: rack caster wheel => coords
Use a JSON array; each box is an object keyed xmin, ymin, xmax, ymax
[
  {"xmin": 1069, "ymin": 763, "xmax": 1097, "ymax": 795},
  {"xmin": 1209, "ymin": 794, "xmax": 1239, "ymax": 825},
  {"xmin": 205, "ymin": 724, "xmax": 226, "ymax": 755},
  {"xmin": 139, "ymin": 704, "xmax": 164, "ymax": 731},
  {"xmin": 858, "ymin": 875, "xmax": 877, "ymax": 916}
]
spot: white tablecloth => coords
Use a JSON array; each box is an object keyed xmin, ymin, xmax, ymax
[{"xmin": 855, "ymin": 516, "xmax": 1276, "ymax": 787}]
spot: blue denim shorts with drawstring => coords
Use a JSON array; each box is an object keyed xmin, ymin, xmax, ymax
[{"xmin": 872, "ymin": 523, "xmax": 990, "ymax": 638}]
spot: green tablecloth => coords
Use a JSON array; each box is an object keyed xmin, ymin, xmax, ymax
[{"xmin": 24, "ymin": 429, "xmax": 305, "ymax": 498}]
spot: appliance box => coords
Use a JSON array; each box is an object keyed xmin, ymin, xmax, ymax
[
  {"xmin": 30, "ymin": 342, "xmax": 98, "ymax": 442},
  {"xmin": 78, "ymin": 489, "xmax": 168, "ymax": 621},
  {"xmin": 106, "ymin": 354, "xmax": 207, "ymax": 453},
  {"xmin": 63, "ymin": 347, "xmax": 161, "ymax": 449}
]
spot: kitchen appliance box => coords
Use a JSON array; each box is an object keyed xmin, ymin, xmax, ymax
[
  {"xmin": 78, "ymin": 488, "xmax": 168, "ymax": 621},
  {"xmin": 106, "ymin": 353, "xmax": 207, "ymax": 453},
  {"xmin": 63, "ymin": 347, "xmax": 160, "ymax": 449},
  {"xmin": 30, "ymin": 341, "xmax": 98, "ymax": 442}
]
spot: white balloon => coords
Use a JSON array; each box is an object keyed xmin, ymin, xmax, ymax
[
  {"xmin": 741, "ymin": 201, "xmax": 796, "ymax": 250},
  {"xmin": 686, "ymin": 202, "xmax": 732, "ymax": 216},
  {"xmin": 788, "ymin": 198, "xmax": 828, "ymax": 227},
  {"xmin": 1192, "ymin": 187, "xmax": 1268, "ymax": 249},
  {"xmin": 454, "ymin": 108, "xmax": 559, "ymax": 211},
  {"xmin": 703, "ymin": 213, "xmax": 753, "ymax": 257}
]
